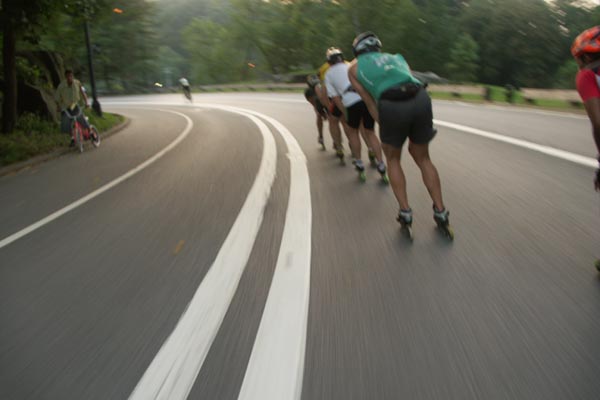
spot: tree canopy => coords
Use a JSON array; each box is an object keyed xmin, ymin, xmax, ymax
[{"xmin": 1, "ymin": 0, "xmax": 599, "ymax": 132}]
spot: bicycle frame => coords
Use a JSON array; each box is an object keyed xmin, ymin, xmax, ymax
[{"xmin": 62, "ymin": 106, "xmax": 98, "ymax": 152}]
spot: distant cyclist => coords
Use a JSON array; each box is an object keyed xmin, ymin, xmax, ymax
[
  {"xmin": 304, "ymin": 74, "xmax": 329, "ymax": 149},
  {"xmin": 55, "ymin": 69, "xmax": 98, "ymax": 145},
  {"xmin": 179, "ymin": 77, "xmax": 192, "ymax": 100},
  {"xmin": 324, "ymin": 47, "xmax": 387, "ymax": 181},
  {"xmin": 348, "ymin": 32, "xmax": 450, "ymax": 233},
  {"xmin": 571, "ymin": 26, "xmax": 600, "ymax": 269}
]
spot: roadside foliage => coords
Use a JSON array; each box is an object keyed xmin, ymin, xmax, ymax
[{"xmin": 1, "ymin": 0, "xmax": 598, "ymax": 133}]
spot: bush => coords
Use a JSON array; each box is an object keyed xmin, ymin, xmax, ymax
[{"xmin": 0, "ymin": 111, "xmax": 124, "ymax": 167}]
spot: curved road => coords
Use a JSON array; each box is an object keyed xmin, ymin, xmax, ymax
[{"xmin": 1, "ymin": 93, "xmax": 599, "ymax": 400}]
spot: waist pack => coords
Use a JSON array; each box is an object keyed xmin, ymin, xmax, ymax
[{"xmin": 380, "ymin": 83, "xmax": 422, "ymax": 101}]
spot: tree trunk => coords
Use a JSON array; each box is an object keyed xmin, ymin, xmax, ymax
[{"xmin": 2, "ymin": 20, "xmax": 18, "ymax": 134}]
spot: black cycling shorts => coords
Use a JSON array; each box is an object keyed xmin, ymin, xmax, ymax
[
  {"xmin": 346, "ymin": 100, "xmax": 375, "ymax": 130},
  {"xmin": 378, "ymin": 88, "xmax": 436, "ymax": 148},
  {"xmin": 304, "ymin": 88, "xmax": 315, "ymax": 100}
]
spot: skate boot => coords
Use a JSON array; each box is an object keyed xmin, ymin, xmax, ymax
[
  {"xmin": 354, "ymin": 159, "xmax": 366, "ymax": 182},
  {"xmin": 433, "ymin": 206, "xmax": 454, "ymax": 240},
  {"xmin": 396, "ymin": 208, "xmax": 414, "ymax": 241},
  {"xmin": 336, "ymin": 147, "xmax": 345, "ymax": 165},
  {"xmin": 377, "ymin": 162, "xmax": 389, "ymax": 185},
  {"xmin": 318, "ymin": 136, "xmax": 325, "ymax": 151},
  {"xmin": 368, "ymin": 148, "xmax": 376, "ymax": 167}
]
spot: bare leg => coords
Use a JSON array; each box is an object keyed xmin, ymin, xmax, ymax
[
  {"xmin": 383, "ymin": 143, "xmax": 409, "ymax": 209},
  {"xmin": 408, "ymin": 141, "xmax": 444, "ymax": 211},
  {"xmin": 362, "ymin": 128, "xmax": 384, "ymax": 164},
  {"xmin": 316, "ymin": 114, "xmax": 323, "ymax": 139},
  {"xmin": 344, "ymin": 125, "xmax": 362, "ymax": 160},
  {"xmin": 328, "ymin": 116, "xmax": 343, "ymax": 150}
]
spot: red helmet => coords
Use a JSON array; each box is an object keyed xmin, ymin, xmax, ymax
[{"xmin": 571, "ymin": 26, "xmax": 600, "ymax": 58}]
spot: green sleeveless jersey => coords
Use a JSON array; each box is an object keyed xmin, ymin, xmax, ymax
[{"xmin": 356, "ymin": 53, "xmax": 421, "ymax": 102}]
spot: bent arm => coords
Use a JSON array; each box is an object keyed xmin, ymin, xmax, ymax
[
  {"xmin": 348, "ymin": 62, "xmax": 379, "ymax": 123},
  {"xmin": 332, "ymin": 96, "xmax": 345, "ymax": 115},
  {"xmin": 80, "ymin": 86, "xmax": 89, "ymax": 107}
]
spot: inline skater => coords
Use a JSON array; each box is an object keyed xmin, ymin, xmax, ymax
[
  {"xmin": 571, "ymin": 26, "xmax": 600, "ymax": 269},
  {"xmin": 55, "ymin": 69, "xmax": 99, "ymax": 146},
  {"xmin": 179, "ymin": 77, "xmax": 192, "ymax": 101},
  {"xmin": 317, "ymin": 60, "xmax": 347, "ymax": 163},
  {"xmin": 324, "ymin": 47, "xmax": 387, "ymax": 182},
  {"xmin": 348, "ymin": 32, "xmax": 451, "ymax": 238},
  {"xmin": 305, "ymin": 74, "xmax": 336, "ymax": 150},
  {"xmin": 318, "ymin": 57, "xmax": 375, "ymax": 163}
]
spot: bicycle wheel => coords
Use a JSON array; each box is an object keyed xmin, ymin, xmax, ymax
[
  {"xmin": 75, "ymin": 125, "xmax": 84, "ymax": 153},
  {"xmin": 90, "ymin": 126, "xmax": 100, "ymax": 148}
]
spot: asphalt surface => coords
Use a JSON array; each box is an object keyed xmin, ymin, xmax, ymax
[{"xmin": 1, "ymin": 93, "xmax": 599, "ymax": 400}]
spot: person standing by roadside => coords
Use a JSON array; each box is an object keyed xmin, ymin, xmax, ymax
[
  {"xmin": 571, "ymin": 26, "xmax": 600, "ymax": 269},
  {"xmin": 348, "ymin": 32, "xmax": 451, "ymax": 237}
]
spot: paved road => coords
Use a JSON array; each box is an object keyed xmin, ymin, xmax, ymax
[{"xmin": 1, "ymin": 93, "xmax": 599, "ymax": 400}]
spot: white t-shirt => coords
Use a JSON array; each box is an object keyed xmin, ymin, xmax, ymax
[
  {"xmin": 179, "ymin": 78, "xmax": 189, "ymax": 86},
  {"xmin": 324, "ymin": 63, "xmax": 362, "ymax": 107}
]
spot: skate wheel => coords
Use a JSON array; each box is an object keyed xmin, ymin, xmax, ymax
[
  {"xmin": 381, "ymin": 175, "xmax": 389, "ymax": 185},
  {"xmin": 359, "ymin": 172, "xmax": 366, "ymax": 182},
  {"xmin": 595, "ymin": 259, "xmax": 600, "ymax": 272},
  {"xmin": 405, "ymin": 226, "xmax": 414, "ymax": 242},
  {"xmin": 444, "ymin": 226, "xmax": 455, "ymax": 241}
]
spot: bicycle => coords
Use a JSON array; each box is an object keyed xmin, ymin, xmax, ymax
[{"xmin": 62, "ymin": 105, "xmax": 100, "ymax": 153}]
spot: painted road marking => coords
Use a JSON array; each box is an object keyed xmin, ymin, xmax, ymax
[
  {"xmin": 109, "ymin": 102, "xmax": 314, "ymax": 400},
  {"xmin": 107, "ymin": 99, "xmax": 593, "ymax": 169},
  {"xmin": 0, "ymin": 109, "xmax": 193, "ymax": 250},
  {"xmin": 173, "ymin": 240, "xmax": 185, "ymax": 255},
  {"xmin": 222, "ymin": 107, "xmax": 312, "ymax": 400},
  {"xmin": 433, "ymin": 120, "xmax": 597, "ymax": 168},
  {"xmin": 128, "ymin": 108, "xmax": 278, "ymax": 400}
]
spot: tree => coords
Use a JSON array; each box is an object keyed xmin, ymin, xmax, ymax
[
  {"xmin": 183, "ymin": 18, "xmax": 242, "ymax": 83},
  {"xmin": 445, "ymin": 33, "xmax": 480, "ymax": 82},
  {"xmin": 1, "ymin": 0, "xmax": 59, "ymax": 133},
  {"xmin": 553, "ymin": 59, "xmax": 579, "ymax": 89},
  {"xmin": 461, "ymin": 0, "xmax": 564, "ymax": 87}
]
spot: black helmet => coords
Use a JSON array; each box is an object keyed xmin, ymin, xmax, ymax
[
  {"xmin": 352, "ymin": 32, "xmax": 382, "ymax": 57},
  {"xmin": 326, "ymin": 47, "xmax": 344, "ymax": 64}
]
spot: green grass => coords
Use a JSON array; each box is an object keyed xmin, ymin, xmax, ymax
[
  {"xmin": 0, "ymin": 111, "xmax": 124, "ymax": 167},
  {"xmin": 429, "ymin": 86, "xmax": 584, "ymax": 112}
]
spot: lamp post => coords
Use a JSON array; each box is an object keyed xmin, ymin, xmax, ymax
[{"xmin": 83, "ymin": 10, "xmax": 102, "ymax": 116}]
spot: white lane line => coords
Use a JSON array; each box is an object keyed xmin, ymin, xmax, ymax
[
  {"xmin": 0, "ymin": 109, "xmax": 193, "ymax": 250},
  {"xmin": 107, "ymin": 101, "xmax": 314, "ymax": 399},
  {"xmin": 128, "ymin": 108, "xmax": 277, "ymax": 400},
  {"xmin": 105, "ymin": 101, "xmax": 594, "ymax": 169},
  {"xmin": 223, "ymin": 107, "xmax": 312, "ymax": 400},
  {"xmin": 433, "ymin": 119, "xmax": 597, "ymax": 168},
  {"xmin": 433, "ymin": 99, "xmax": 587, "ymax": 120}
]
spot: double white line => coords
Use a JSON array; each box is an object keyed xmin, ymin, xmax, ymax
[
  {"xmin": 126, "ymin": 105, "xmax": 312, "ymax": 400},
  {"xmin": 0, "ymin": 104, "xmax": 313, "ymax": 400}
]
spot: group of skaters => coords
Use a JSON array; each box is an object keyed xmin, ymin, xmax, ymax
[
  {"xmin": 305, "ymin": 27, "xmax": 600, "ymax": 264},
  {"xmin": 304, "ymin": 32, "xmax": 451, "ymax": 238}
]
